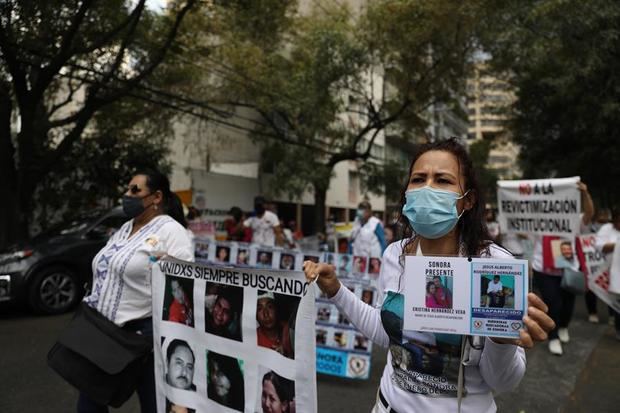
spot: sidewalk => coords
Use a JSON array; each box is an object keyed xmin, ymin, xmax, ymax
[{"xmin": 562, "ymin": 326, "xmax": 620, "ymax": 412}]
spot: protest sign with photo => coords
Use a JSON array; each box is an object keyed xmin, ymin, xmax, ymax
[
  {"xmin": 497, "ymin": 176, "xmax": 581, "ymax": 237},
  {"xmin": 577, "ymin": 235, "xmax": 620, "ymax": 313},
  {"xmin": 152, "ymin": 259, "xmax": 317, "ymax": 413},
  {"xmin": 403, "ymin": 256, "xmax": 528, "ymax": 338}
]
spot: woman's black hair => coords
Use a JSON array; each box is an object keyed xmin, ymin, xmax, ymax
[
  {"xmin": 207, "ymin": 352, "xmax": 245, "ymax": 410},
  {"xmin": 426, "ymin": 281, "xmax": 435, "ymax": 294},
  {"xmin": 135, "ymin": 169, "xmax": 187, "ymax": 228},
  {"xmin": 397, "ymin": 137, "xmax": 491, "ymax": 257},
  {"xmin": 262, "ymin": 371, "xmax": 295, "ymax": 405}
]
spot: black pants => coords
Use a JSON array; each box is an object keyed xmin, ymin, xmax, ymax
[
  {"xmin": 77, "ymin": 318, "xmax": 156, "ymax": 413},
  {"xmin": 533, "ymin": 270, "xmax": 575, "ymax": 340},
  {"xmin": 585, "ymin": 290, "xmax": 598, "ymax": 315}
]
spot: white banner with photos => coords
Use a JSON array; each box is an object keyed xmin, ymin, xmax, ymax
[
  {"xmin": 152, "ymin": 258, "xmax": 317, "ymax": 413},
  {"xmin": 497, "ymin": 176, "xmax": 581, "ymax": 236},
  {"xmin": 193, "ymin": 238, "xmax": 380, "ymax": 380}
]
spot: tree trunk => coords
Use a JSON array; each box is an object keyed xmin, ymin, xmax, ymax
[
  {"xmin": 313, "ymin": 183, "xmax": 328, "ymax": 235},
  {"xmin": 0, "ymin": 83, "xmax": 25, "ymax": 249}
]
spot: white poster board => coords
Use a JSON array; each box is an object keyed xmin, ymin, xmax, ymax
[
  {"xmin": 578, "ymin": 235, "xmax": 620, "ymax": 313},
  {"xmin": 403, "ymin": 256, "xmax": 528, "ymax": 338},
  {"xmin": 152, "ymin": 259, "xmax": 317, "ymax": 413},
  {"xmin": 497, "ymin": 177, "xmax": 581, "ymax": 236}
]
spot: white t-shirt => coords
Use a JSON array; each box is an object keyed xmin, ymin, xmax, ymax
[
  {"xmin": 595, "ymin": 223, "xmax": 620, "ymax": 264},
  {"xmin": 331, "ymin": 239, "xmax": 525, "ymax": 413},
  {"xmin": 84, "ymin": 215, "xmax": 194, "ymax": 326},
  {"xmin": 487, "ymin": 281, "xmax": 503, "ymax": 294},
  {"xmin": 244, "ymin": 210, "xmax": 280, "ymax": 246}
]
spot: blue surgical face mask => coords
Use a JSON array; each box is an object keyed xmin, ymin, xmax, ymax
[{"xmin": 401, "ymin": 186, "xmax": 469, "ymax": 239}]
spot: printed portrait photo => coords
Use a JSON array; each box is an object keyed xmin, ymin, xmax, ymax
[
  {"xmin": 338, "ymin": 312, "xmax": 350, "ymax": 326},
  {"xmin": 164, "ymin": 339, "xmax": 196, "ymax": 392},
  {"xmin": 257, "ymin": 250, "xmax": 274, "ymax": 268},
  {"xmin": 325, "ymin": 253, "xmax": 336, "ymax": 266},
  {"xmin": 194, "ymin": 241, "xmax": 210, "ymax": 262},
  {"xmin": 236, "ymin": 248, "xmax": 250, "ymax": 265},
  {"xmin": 162, "ymin": 276, "xmax": 194, "ymax": 327},
  {"xmin": 338, "ymin": 254, "xmax": 352, "ymax": 275},
  {"xmin": 361, "ymin": 289, "xmax": 375, "ymax": 306},
  {"xmin": 316, "ymin": 305, "xmax": 331, "ymax": 322},
  {"xmin": 354, "ymin": 334, "xmax": 369, "ymax": 351},
  {"xmin": 368, "ymin": 257, "xmax": 382, "ymax": 278},
  {"xmin": 352, "ymin": 255, "xmax": 367, "ymax": 276},
  {"xmin": 215, "ymin": 244, "xmax": 231, "ymax": 264},
  {"xmin": 165, "ymin": 399, "xmax": 195, "ymax": 413},
  {"xmin": 256, "ymin": 290, "xmax": 300, "ymax": 359},
  {"xmin": 551, "ymin": 238, "xmax": 578, "ymax": 270},
  {"xmin": 205, "ymin": 282, "xmax": 243, "ymax": 341},
  {"xmin": 279, "ymin": 253, "xmax": 295, "ymax": 270},
  {"xmin": 256, "ymin": 368, "xmax": 296, "ymax": 413},
  {"xmin": 206, "ymin": 351, "xmax": 245, "ymax": 412},
  {"xmin": 480, "ymin": 274, "xmax": 515, "ymax": 309},
  {"xmin": 424, "ymin": 275, "xmax": 453, "ymax": 309},
  {"xmin": 316, "ymin": 329, "xmax": 327, "ymax": 346},
  {"xmin": 303, "ymin": 254, "xmax": 320, "ymax": 264},
  {"xmin": 333, "ymin": 331, "xmax": 348, "ymax": 349}
]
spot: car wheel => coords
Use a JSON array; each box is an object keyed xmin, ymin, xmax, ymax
[{"xmin": 28, "ymin": 266, "xmax": 81, "ymax": 314}]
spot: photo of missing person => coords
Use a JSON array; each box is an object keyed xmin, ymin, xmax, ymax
[
  {"xmin": 352, "ymin": 255, "xmax": 367, "ymax": 276},
  {"xmin": 162, "ymin": 276, "xmax": 194, "ymax": 327},
  {"xmin": 165, "ymin": 399, "xmax": 195, "ymax": 413},
  {"xmin": 354, "ymin": 334, "xmax": 369, "ymax": 351},
  {"xmin": 424, "ymin": 275, "xmax": 453, "ymax": 309},
  {"xmin": 195, "ymin": 241, "xmax": 210, "ymax": 261},
  {"xmin": 256, "ymin": 290, "xmax": 300, "ymax": 359},
  {"xmin": 303, "ymin": 254, "xmax": 320, "ymax": 264},
  {"xmin": 361, "ymin": 289, "xmax": 374, "ymax": 305},
  {"xmin": 257, "ymin": 370, "xmax": 296, "ymax": 413},
  {"xmin": 206, "ymin": 351, "xmax": 245, "ymax": 412},
  {"xmin": 480, "ymin": 274, "xmax": 515, "ymax": 309},
  {"xmin": 316, "ymin": 329, "xmax": 327, "ymax": 345},
  {"xmin": 333, "ymin": 331, "xmax": 348, "ymax": 348},
  {"xmin": 338, "ymin": 254, "xmax": 352, "ymax": 275},
  {"xmin": 205, "ymin": 282, "xmax": 243, "ymax": 341},
  {"xmin": 257, "ymin": 250, "xmax": 274, "ymax": 268},
  {"xmin": 237, "ymin": 248, "xmax": 250, "ymax": 265},
  {"xmin": 338, "ymin": 312, "xmax": 350, "ymax": 326},
  {"xmin": 368, "ymin": 257, "xmax": 381, "ymax": 277},
  {"xmin": 215, "ymin": 245, "xmax": 231, "ymax": 263},
  {"xmin": 317, "ymin": 306, "xmax": 331, "ymax": 322},
  {"xmin": 165, "ymin": 339, "xmax": 196, "ymax": 391},
  {"xmin": 325, "ymin": 253, "xmax": 336, "ymax": 266},
  {"xmin": 279, "ymin": 253, "xmax": 295, "ymax": 270},
  {"xmin": 551, "ymin": 238, "xmax": 578, "ymax": 270}
]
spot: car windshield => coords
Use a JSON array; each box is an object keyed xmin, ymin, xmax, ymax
[{"xmin": 39, "ymin": 211, "xmax": 106, "ymax": 238}]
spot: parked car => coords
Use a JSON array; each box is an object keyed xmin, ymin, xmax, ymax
[{"xmin": 0, "ymin": 207, "xmax": 127, "ymax": 314}]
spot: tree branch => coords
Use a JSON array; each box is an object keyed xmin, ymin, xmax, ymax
[
  {"xmin": 30, "ymin": 0, "xmax": 95, "ymax": 103},
  {"xmin": 0, "ymin": 6, "xmax": 28, "ymax": 108}
]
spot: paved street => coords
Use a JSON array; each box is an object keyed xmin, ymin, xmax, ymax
[{"xmin": 0, "ymin": 300, "xmax": 618, "ymax": 413}]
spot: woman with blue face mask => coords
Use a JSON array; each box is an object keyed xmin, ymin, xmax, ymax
[{"xmin": 303, "ymin": 138, "xmax": 555, "ymax": 413}]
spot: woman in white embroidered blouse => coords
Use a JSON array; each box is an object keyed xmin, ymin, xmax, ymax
[
  {"xmin": 304, "ymin": 138, "xmax": 555, "ymax": 413},
  {"xmin": 79, "ymin": 169, "xmax": 194, "ymax": 413}
]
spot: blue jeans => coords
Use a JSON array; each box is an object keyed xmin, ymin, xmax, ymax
[{"xmin": 77, "ymin": 317, "xmax": 155, "ymax": 413}]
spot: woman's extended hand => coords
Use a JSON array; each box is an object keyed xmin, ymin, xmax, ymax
[
  {"xmin": 492, "ymin": 293, "xmax": 556, "ymax": 348},
  {"xmin": 302, "ymin": 260, "xmax": 341, "ymax": 298}
]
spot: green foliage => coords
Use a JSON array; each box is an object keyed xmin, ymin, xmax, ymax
[{"xmin": 481, "ymin": 0, "xmax": 620, "ymax": 208}]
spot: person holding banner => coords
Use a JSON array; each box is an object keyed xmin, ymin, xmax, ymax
[
  {"xmin": 304, "ymin": 138, "xmax": 554, "ymax": 413},
  {"xmin": 595, "ymin": 209, "xmax": 620, "ymax": 339},
  {"xmin": 531, "ymin": 181, "xmax": 594, "ymax": 356},
  {"xmin": 78, "ymin": 169, "xmax": 194, "ymax": 413}
]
